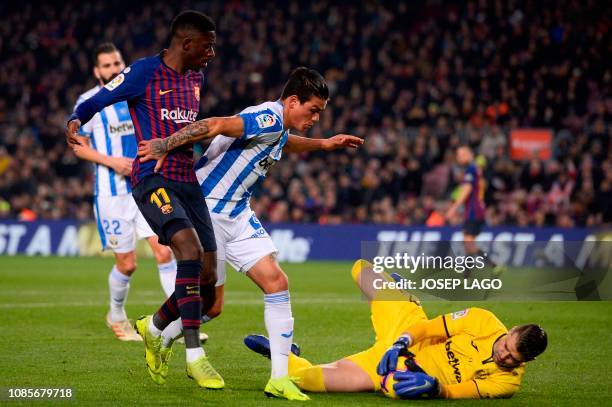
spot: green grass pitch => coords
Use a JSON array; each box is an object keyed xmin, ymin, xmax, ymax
[{"xmin": 1, "ymin": 256, "xmax": 611, "ymax": 406}]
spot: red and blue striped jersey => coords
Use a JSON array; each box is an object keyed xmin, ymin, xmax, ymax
[
  {"xmin": 70, "ymin": 53, "xmax": 203, "ymax": 185},
  {"xmin": 462, "ymin": 163, "xmax": 486, "ymax": 221}
]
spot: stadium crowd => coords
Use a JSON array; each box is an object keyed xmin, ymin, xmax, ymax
[{"xmin": 0, "ymin": 0, "xmax": 610, "ymax": 227}]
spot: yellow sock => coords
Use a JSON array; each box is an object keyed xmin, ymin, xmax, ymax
[
  {"xmin": 351, "ymin": 259, "xmax": 372, "ymax": 284},
  {"xmin": 288, "ymin": 354, "xmax": 326, "ymax": 392}
]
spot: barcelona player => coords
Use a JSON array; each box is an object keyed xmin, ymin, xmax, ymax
[
  {"xmin": 66, "ymin": 11, "xmax": 223, "ymax": 389},
  {"xmin": 446, "ymin": 146, "xmax": 500, "ymax": 273},
  {"xmin": 137, "ymin": 67, "xmax": 363, "ymax": 400},
  {"xmin": 71, "ymin": 42, "xmax": 176, "ymax": 342},
  {"xmin": 244, "ymin": 260, "xmax": 547, "ymax": 399}
]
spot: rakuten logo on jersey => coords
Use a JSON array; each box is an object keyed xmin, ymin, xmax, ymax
[{"xmin": 160, "ymin": 108, "xmax": 197, "ymax": 124}]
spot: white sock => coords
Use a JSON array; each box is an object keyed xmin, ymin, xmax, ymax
[
  {"xmin": 148, "ymin": 317, "xmax": 162, "ymax": 337},
  {"xmin": 264, "ymin": 290, "xmax": 293, "ymax": 379},
  {"xmin": 186, "ymin": 347, "xmax": 205, "ymax": 363},
  {"xmin": 161, "ymin": 318, "xmax": 183, "ymax": 347},
  {"xmin": 161, "ymin": 314, "xmax": 214, "ymax": 347},
  {"xmin": 108, "ymin": 266, "xmax": 130, "ymax": 322},
  {"xmin": 157, "ymin": 259, "xmax": 177, "ymax": 298}
]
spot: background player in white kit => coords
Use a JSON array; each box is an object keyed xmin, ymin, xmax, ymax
[
  {"xmin": 71, "ymin": 43, "xmax": 177, "ymax": 341},
  {"xmin": 137, "ymin": 67, "xmax": 363, "ymax": 400}
]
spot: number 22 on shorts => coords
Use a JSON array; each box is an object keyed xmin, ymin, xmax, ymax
[{"xmin": 150, "ymin": 188, "xmax": 174, "ymax": 215}]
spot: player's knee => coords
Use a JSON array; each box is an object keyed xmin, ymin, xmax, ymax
[
  {"xmin": 116, "ymin": 257, "xmax": 136, "ymax": 275},
  {"xmin": 265, "ymin": 270, "xmax": 289, "ymax": 293},
  {"xmin": 153, "ymin": 246, "xmax": 173, "ymax": 264},
  {"xmin": 199, "ymin": 251, "xmax": 217, "ymax": 285}
]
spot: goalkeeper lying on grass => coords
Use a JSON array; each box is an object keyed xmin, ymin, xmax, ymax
[{"xmin": 245, "ymin": 260, "xmax": 548, "ymax": 399}]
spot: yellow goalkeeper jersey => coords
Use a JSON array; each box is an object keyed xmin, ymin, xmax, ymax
[{"xmin": 410, "ymin": 307, "xmax": 525, "ymax": 398}]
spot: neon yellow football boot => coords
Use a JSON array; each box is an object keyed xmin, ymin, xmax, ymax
[
  {"xmin": 134, "ymin": 315, "xmax": 164, "ymax": 384},
  {"xmin": 158, "ymin": 345, "xmax": 173, "ymax": 384},
  {"xmin": 186, "ymin": 354, "xmax": 224, "ymax": 389},
  {"xmin": 264, "ymin": 376, "xmax": 310, "ymax": 401}
]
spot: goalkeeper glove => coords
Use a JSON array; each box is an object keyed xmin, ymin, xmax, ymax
[
  {"xmin": 376, "ymin": 335, "xmax": 412, "ymax": 375},
  {"xmin": 393, "ymin": 371, "xmax": 440, "ymax": 399}
]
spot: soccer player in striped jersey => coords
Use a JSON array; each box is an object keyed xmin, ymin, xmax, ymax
[
  {"xmin": 446, "ymin": 146, "xmax": 500, "ymax": 275},
  {"xmin": 70, "ymin": 43, "xmax": 176, "ymax": 342},
  {"xmin": 137, "ymin": 67, "xmax": 363, "ymax": 400},
  {"xmin": 66, "ymin": 11, "xmax": 223, "ymax": 390}
]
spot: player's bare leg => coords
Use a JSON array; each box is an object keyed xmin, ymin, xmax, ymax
[
  {"xmin": 247, "ymin": 254, "xmax": 309, "ymax": 400},
  {"xmin": 106, "ymin": 251, "xmax": 141, "ymax": 341},
  {"xmin": 146, "ymin": 236, "xmax": 176, "ymax": 297}
]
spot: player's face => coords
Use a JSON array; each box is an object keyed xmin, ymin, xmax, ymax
[
  {"xmin": 493, "ymin": 331, "xmax": 524, "ymax": 369},
  {"xmin": 456, "ymin": 147, "xmax": 472, "ymax": 166},
  {"xmin": 184, "ymin": 31, "xmax": 216, "ymax": 71},
  {"xmin": 286, "ymin": 96, "xmax": 327, "ymax": 132},
  {"xmin": 94, "ymin": 51, "xmax": 125, "ymax": 85}
]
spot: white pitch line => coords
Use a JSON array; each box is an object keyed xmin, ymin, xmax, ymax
[{"xmin": 0, "ymin": 297, "xmax": 364, "ymax": 309}]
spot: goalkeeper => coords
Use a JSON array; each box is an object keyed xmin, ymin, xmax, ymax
[{"xmin": 245, "ymin": 260, "xmax": 547, "ymax": 399}]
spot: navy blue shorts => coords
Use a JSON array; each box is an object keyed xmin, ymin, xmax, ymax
[
  {"xmin": 132, "ymin": 175, "xmax": 216, "ymax": 251},
  {"xmin": 463, "ymin": 219, "xmax": 485, "ymax": 237}
]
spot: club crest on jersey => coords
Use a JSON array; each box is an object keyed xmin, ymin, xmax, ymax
[
  {"xmin": 255, "ymin": 113, "xmax": 276, "ymax": 129},
  {"xmin": 194, "ymin": 85, "xmax": 200, "ymax": 101},
  {"xmin": 104, "ymin": 73, "xmax": 125, "ymax": 91},
  {"xmin": 451, "ymin": 309, "xmax": 468, "ymax": 320},
  {"xmin": 160, "ymin": 203, "xmax": 173, "ymax": 215},
  {"xmin": 107, "ymin": 236, "xmax": 118, "ymax": 248}
]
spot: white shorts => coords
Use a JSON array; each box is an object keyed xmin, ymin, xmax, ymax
[
  {"xmin": 94, "ymin": 194, "xmax": 155, "ymax": 253},
  {"xmin": 211, "ymin": 208, "xmax": 278, "ymax": 286}
]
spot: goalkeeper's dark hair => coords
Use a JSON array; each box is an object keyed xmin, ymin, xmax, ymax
[
  {"xmin": 281, "ymin": 67, "xmax": 329, "ymax": 103},
  {"xmin": 515, "ymin": 324, "xmax": 547, "ymax": 361},
  {"xmin": 94, "ymin": 42, "xmax": 119, "ymax": 66},
  {"xmin": 170, "ymin": 10, "xmax": 216, "ymax": 38}
]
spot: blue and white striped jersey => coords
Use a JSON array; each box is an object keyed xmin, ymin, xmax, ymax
[
  {"xmin": 74, "ymin": 86, "xmax": 137, "ymax": 196},
  {"xmin": 195, "ymin": 100, "xmax": 289, "ymax": 218}
]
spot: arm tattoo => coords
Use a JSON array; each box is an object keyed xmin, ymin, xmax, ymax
[
  {"xmin": 165, "ymin": 120, "xmax": 211, "ymax": 151},
  {"xmin": 151, "ymin": 138, "xmax": 169, "ymax": 156}
]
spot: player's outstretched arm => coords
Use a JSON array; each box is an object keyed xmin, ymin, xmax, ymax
[
  {"xmin": 70, "ymin": 135, "xmax": 133, "ymax": 176},
  {"xmin": 137, "ymin": 116, "xmax": 244, "ymax": 171},
  {"xmin": 283, "ymin": 134, "xmax": 363, "ymax": 154}
]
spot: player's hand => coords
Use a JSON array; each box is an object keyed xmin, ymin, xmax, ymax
[
  {"xmin": 110, "ymin": 157, "xmax": 134, "ymax": 176},
  {"xmin": 377, "ymin": 335, "xmax": 412, "ymax": 375},
  {"xmin": 392, "ymin": 371, "xmax": 440, "ymax": 399},
  {"xmin": 66, "ymin": 119, "xmax": 83, "ymax": 146},
  {"xmin": 323, "ymin": 134, "xmax": 364, "ymax": 151},
  {"xmin": 138, "ymin": 139, "xmax": 168, "ymax": 173}
]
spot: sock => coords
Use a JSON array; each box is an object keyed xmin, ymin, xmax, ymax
[
  {"xmin": 288, "ymin": 355, "xmax": 325, "ymax": 392},
  {"xmin": 175, "ymin": 260, "xmax": 202, "ymax": 329},
  {"xmin": 155, "ymin": 292, "xmax": 179, "ymax": 328},
  {"xmin": 108, "ymin": 266, "xmax": 130, "ymax": 322},
  {"xmin": 158, "ymin": 259, "xmax": 177, "ymax": 297},
  {"xmin": 148, "ymin": 316, "xmax": 162, "ymax": 337},
  {"xmin": 293, "ymin": 365, "xmax": 326, "ymax": 392},
  {"xmin": 161, "ymin": 318, "xmax": 183, "ymax": 348},
  {"xmin": 185, "ymin": 347, "xmax": 205, "ymax": 363},
  {"xmin": 264, "ymin": 290, "xmax": 293, "ymax": 379}
]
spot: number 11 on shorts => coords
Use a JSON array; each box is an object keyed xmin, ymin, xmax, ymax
[{"xmin": 150, "ymin": 188, "xmax": 174, "ymax": 215}]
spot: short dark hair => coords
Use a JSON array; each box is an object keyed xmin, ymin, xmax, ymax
[
  {"xmin": 281, "ymin": 67, "xmax": 329, "ymax": 103},
  {"xmin": 515, "ymin": 324, "xmax": 548, "ymax": 361},
  {"xmin": 170, "ymin": 10, "xmax": 216, "ymax": 38},
  {"xmin": 94, "ymin": 42, "xmax": 119, "ymax": 66}
]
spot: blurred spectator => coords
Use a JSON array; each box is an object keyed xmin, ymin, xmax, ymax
[{"xmin": 0, "ymin": 0, "xmax": 610, "ymax": 228}]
